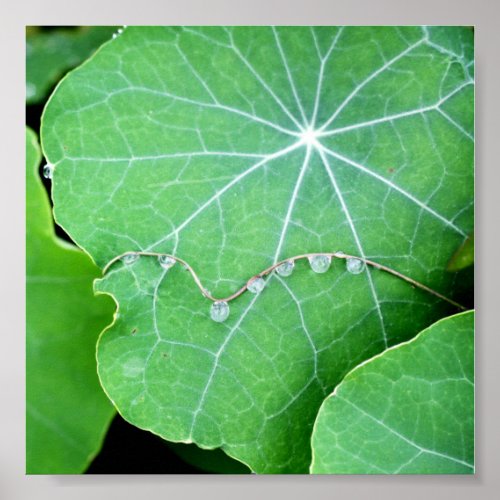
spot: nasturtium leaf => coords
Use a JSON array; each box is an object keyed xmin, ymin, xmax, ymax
[
  {"xmin": 26, "ymin": 127, "xmax": 116, "ymax": 474},
  {"xmin": 26, "ymin": 26, "xmax": 117, "ymax": 104},
  {"xmin": 310, "ymin": 310, "xmax": 474, "ymax": 474},
  {"xmin": 41, "ymin": 27, "xmax": 474, "ymax": 473}
]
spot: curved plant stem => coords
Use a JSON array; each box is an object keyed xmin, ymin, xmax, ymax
[
  {"xmin": 103, "ymin": 251, "xmax": 467, "ymax": 311},
  {"xmin": 102, "ymin": 251, "xmax": 467, "ymax": 311}
]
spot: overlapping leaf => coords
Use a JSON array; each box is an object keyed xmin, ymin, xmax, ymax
[
  {"xmin": 311, "ymin": 311, "xmax": 474, "ymax": 474},
  {"xmin": 26, "ymin": 26, "xmax": 117, "ymax": 104},
  {"xmin": 41, "ymin": 26, "xmax": 474, "ymax": 472},
  {"xmin": 26, "ymin": 127, "xmax": 115, "ymax": 473}
]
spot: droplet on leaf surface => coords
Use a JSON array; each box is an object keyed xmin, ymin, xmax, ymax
[
  {"xmin": 276, "ymin": 260, "xmax": 294, "ymax": 277},
  {"xmin": 308, "ymin": 255, "xmax": 331, "ymax": 274},
  {"xmin": 247, "ymin": 277, "xmax": 266, "ymax": 294},
  {"xmin": 210, "ymin": 301, "xmax": 230, "ymax": 323},
  {"xmin": 346, "ymin": 258, "xmax": 365, "ymax": 274}
]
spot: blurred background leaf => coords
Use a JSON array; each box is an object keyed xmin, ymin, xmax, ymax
[
  {"xmin": 165, "ymin": 441, "xmax": 251, "ymax": 474},
  {"xmin": 447, "ymin": 234, "xmax": 474, "ymax": 271},
  {"xmin": 26, "ymin": 127, "xmax": 116, "ymax": 473},
  {"xmin": 26, "ymin": 26, "xmax": 117, "ymax": 104}
]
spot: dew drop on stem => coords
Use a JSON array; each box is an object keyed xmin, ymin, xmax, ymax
[
  {"xmin": 276, "ymin": 260, "xmax": 294, "ymax": 277},
  {"xmin": 346, "ymin": 257, "xmax": 365, "ymax": 274},
  {"xmin": 158, "ymin": 255, "xmax": 176, "ymax": 270},
  {"xmin": 247, "ymin": 277, "xmax": 265, "ymax": 294},
  {"xmin": 308, "ymin": 255, "xmax": 331, "ymax": 274},
  {"xmin": 210, "ymin": 301, "xmax": 230, "ymax": 322},
  {"xmin": 121, "ymin": 253, "xmax": 139, "ymax": 265}
]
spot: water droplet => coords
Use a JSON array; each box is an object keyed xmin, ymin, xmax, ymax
[
  {"xmin": 122, "ymin": 253, "xmax": 139, "ymax": 265},
  {"xmin": 210, "ymin": 301, "xmax": 229, "ymax": 323},
  {"xmin": 158, "ymin": 255, "xmax": 176, "ymax": 270},
  {"xmin": 308, "ymin": 255, "xmax": 331, "ymax": 273},
  {"xmin": 276, "ymin": 260, "xmax": 294, "ymax": 277},
  {"xmin": 247, "ymin": 276, "xmax": 265, "ymax": 294},
  {"xmin": 346, "ymin": 258, "xmax": 365, "ymax": 274},
  {"xmin": 112, "ymin": 33, "xmax": 117, "ymax": 39},
  {"xmin": 42, "ymin": 164, "xmax": 54, "ymax": 179}
]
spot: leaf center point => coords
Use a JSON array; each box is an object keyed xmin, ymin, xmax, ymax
[{"xmin": 299, "ymin": 127, "xmax": 321, "ymax": 149}]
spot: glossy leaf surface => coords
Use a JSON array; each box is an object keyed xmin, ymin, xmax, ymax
[{"xmin": 41, "ymin": 27, "xmax": 474, "ymax": 472}]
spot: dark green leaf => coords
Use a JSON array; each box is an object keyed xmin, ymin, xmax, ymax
[{"xmin": 26, "ymin": 26, "xmax": 117, "ymax": 104}]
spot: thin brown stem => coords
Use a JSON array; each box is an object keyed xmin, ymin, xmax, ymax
[{"xmin": 102, "ymin": 251, "xmax": 467, "ymax": 311}]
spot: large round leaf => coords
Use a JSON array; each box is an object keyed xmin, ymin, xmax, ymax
[{"xmin": 41, "ymin": 26, "xmax": 473, "ymax": 472}]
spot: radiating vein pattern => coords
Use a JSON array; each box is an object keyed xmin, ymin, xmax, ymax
[{"xmin": 42, "ymin": 26, "xmax": 474, "ymax": 473}]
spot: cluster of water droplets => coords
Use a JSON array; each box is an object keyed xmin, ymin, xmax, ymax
[
  {"xmin": 208, "ymin": 253, "xmax": 366, "ymax": 323},
  {"xmin": 119, "ymin": 251, "xmax": 366, "ymax": 324},
  {"xmin": 112, "ymin": 26, "xmax": 127, "ymax": 39}
]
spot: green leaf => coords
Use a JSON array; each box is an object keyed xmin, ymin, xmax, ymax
[
  {"xmin": 41, "ymin": 27, "xmax": 474, "ymax": 473},
  {"xmin": 447, "ymin": 234, "xmax": 474, "ymax": 271},
  {"xmin": 26, "ymin": 127, "xmax": 116, "ymax": 473},
  {"xmin": 310, "ymin": 311, "xmax": 474, "ymax": 474},
  {"xmin": 26, "ymin": 26, "xmax": 117, "ymax": 104}
]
